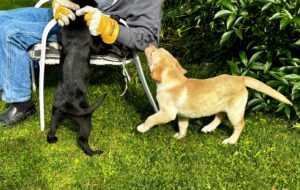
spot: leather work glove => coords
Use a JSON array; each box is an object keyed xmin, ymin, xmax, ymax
[
  {"xmin": 52, "ymin": 0, "xmax": 80, "ymax": 26},
  {"xmin": 76, "ymin": 6, "xmax": 120, "ymax": 44}
]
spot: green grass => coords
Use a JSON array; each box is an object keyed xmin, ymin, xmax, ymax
[
  {"xmin": 0, "ymin": 0, "xmax": 42, "ymax": 9},
  {"xmin": 1, "ymin": 1, "xmax": 300, "ymax": 189}
]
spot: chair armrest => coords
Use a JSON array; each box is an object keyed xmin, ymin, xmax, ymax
[{"xmin": 34, "ymin": 0, "xmax": 50, "ymax": 8}]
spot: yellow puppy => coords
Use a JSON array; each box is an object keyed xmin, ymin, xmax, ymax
[{"xmin": 137, "ymin": 45, "xmax": 293, "ymax": 144}]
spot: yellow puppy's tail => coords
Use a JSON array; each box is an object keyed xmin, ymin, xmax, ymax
[{"xmin": 242, "ymin": 76, "xmax": 293, "ymax": 105}]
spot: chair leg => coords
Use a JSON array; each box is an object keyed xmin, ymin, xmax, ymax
[
  {"xmin": 133, "ymin": 51, "xmax": 158, "ymax": 112},
  {"xmin": 39, "ymin": 19, "xmax": 57, "ymax": 131},
  {"xmin": 31, "ymin": 61, "xmax": 37, "ymax": 92},
  {"xmin": 39, "ymin": 60, "xmax": 45, "ymax": 131}
]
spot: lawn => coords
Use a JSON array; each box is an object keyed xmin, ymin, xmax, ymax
[{"xmin": 0, "ymin": 1, "xmax": 299, "ymax": 190}]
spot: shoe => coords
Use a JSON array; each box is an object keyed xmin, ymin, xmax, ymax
[{"xmin": 0, "ymin": 104, "xmax": 36, "ymax": 127}]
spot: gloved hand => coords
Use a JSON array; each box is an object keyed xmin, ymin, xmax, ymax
[
  {"xmin": 52, "ymin": 0, "xmax": 80, "ymax": 26},
  {"xmin": 76, "ymin": 6, "xmax": 120, "ymax": 44}
]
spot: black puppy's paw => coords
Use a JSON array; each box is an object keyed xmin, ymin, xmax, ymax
[
  {"xmin": 47, "ymin": 136, "xmax": 58, "ymax": 144},
  {"xmin": 85, "ymin": 149, "xmax": 103, "ymax": 156}
]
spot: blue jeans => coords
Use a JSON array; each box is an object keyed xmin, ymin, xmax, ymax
[{"xmin": 0, "ymin": 7, "xmax": 60, "ymax": 103}]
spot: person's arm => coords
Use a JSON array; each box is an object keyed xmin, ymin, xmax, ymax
[
  {"xmin": 77, "ymin": 0, "xmax": 162, "ymax": 51},
  {"xmin": 116, "ymin": 0, "xmax": 162, "ymax": 51}
]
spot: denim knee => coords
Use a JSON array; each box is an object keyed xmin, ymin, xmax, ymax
[{"xmin": 0, "ymin": 24, "xmax": 34, "ymax": 102}]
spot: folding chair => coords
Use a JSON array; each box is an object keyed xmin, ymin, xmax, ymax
[{"xmin": 29, "ymin": 0, "xmax": 158, "ymax": 131}]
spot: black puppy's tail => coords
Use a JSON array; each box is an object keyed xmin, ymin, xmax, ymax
[{"xmin": 60, "ymin": 93, "xmax": 107, "ymax": 116}]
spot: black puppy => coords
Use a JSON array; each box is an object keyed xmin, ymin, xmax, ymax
[{"xmin": 47, "ymin": 0, "xmax": 107, "ymax": 156}]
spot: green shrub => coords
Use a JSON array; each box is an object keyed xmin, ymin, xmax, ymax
[
  {"xmin": 162, "ymin": 0, "xmax": 300, "ymax": 118},
  {"xmin": 161, "ymin": 0, "xmax": 225, "ymax": 63},
  {"xmin": 213, "ymin": 0, "xmax": 300, "ymax": 118}
]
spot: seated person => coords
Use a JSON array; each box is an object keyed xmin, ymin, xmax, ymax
[{"xmin": 0, "ymin": 0, "xmax": 162, "ymax": 127}]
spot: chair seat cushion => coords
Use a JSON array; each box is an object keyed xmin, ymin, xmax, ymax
[{"xmin": 29, "ymin": 42, "xmax": 133, "ymax": 65}]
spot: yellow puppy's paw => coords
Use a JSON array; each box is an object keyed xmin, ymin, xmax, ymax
[
  {"xmin": 174, "ymin": 132, "xmax": 185, "ymax": 139},
  {"xmin": 201, "ymin": 125, "xmax": 216, "ymax": 133},
  {"xmin": 137, "ymin": 124, "xmax": 149, "ymax": 133},
  {"xmin": 222, "ymin": 137, "xmax": 237, "ymax": 144}
]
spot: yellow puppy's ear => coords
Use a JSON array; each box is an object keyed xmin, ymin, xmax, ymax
[
  {"xmin": 151, "ymin": 64, "xmax": 163, "ymax": 82},
  {"xmin": 174, "ymin": 60, "xmax": 187, "ymax": 75}
]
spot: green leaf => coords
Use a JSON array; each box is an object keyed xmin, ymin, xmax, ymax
[
  {"xmin": 291, "ymin": 122, "xmax": 300, "ymax": 129},
  {"xmin": 292, "ymin": 92, "xmax": 300, "ymax": 101},
  {"xmin": 249, "ymin": 51, "xmax": 264, "ymax": 64},
  {"xmin": 294, "ymin": 104, "xmax": 300, "ymax": 117},
  {"xmin": 239, "ymin": 51, "xmax": 248, "ymax": 66},
  {"xmin": 264, "ymin": 61, "xmax": 272, "ymax": 73},
  {"xmin": 214, "ymin": 10, "xmax": 232, "ymax": 19},
  {"xmin": 280, "ymin": 18, "xmax": 291, "ymax": 30},
  {"xmin": 276, "ymin": 49, "xmax": 291, "ymax": 58},
  {"xmin": 278, "ymin": 66, "xmax": 298, "ymax": 72},
  {"xmin": 222, "ymin": 1, "xmax": 236, "ymax": 12},
  {"xmin": 292, "ymin": 81, "xmax": 300, "ymax": 92},
  {"xmin": 220, "ymin": 30, "xmax": 234, "ymax": 45},
  {"xmin": 277, "ymin": 85, "xmax": 286, "ymax": 93},
  {"xmin": 247, "ymin": 70, "xmax": 259, "ymax": 78},
  {"xmin": 233, "ymin": 16, "xmax": 244, "ymax": 26},
  {"xmin": 252, "ymin": 45, "xmax": 267, "ymax": 50},
  {"xmin": 249, "ymin": 62, "xmax": 265, "ymax": 70},
  {"xmin": 294, "ymin": 17, "xmax": 300, "ymax": 27},
  {"xmin": 261, "ymin": 2, "xmax": 273, "ymax": 12},
  {"xmin": 227, "ymin": 60, "xmax": 240, "ymax": 75},
  {"xmin": 241, "ymin": 69, "xmax": 249, "ymax": 76},
  {"xmin": 276, "ymin": 102, "xmax": 286, "ymax": 112},
  {"xmin": 285, "ymin": 106, "xmax": 291, "ymax": 119},
  {"xmin": 283, "ymin": 74, "xmax": 300, "ymax": 81},
  {"xmin": 227, "ymin": 13, "xmax": 237, "ymax": 29},
  {"xmin": 234, "ymin": 29, "xmax": 243, "ymax": 40},
  {"xmin": 191, "ymin": 5, "xmax": 201, "ymax": 13},
  {"xmin": 266, "ymin": 80, "xmax": 282, "ymax": 87},
  {"xmin": 246, "ymin": 41, "xmax": 256, "ymax": 50},
  {"xmin": 282, "ymin": 9, "xmax": 293, "ymax": 20},
  {"xmin": 254, "ymin": 92, "xmax": 264, "ymax": 100},
  {"xmin": 239, "ymin": 0, "xmax": 246, "ymax": 8},
  {"xmin": 240, "ymin": 11, "xmax": 248, "ymax": 17},
  {"xmin": 291, "ymin": 81, "xmax": 300, "ymax": 100},
  {"xmin": 269, "ymin": 71, "xmax": 289, "ymax": 85},
  {"xmin": 251, "ymin": 103, "xmax": 267, "ymax": 111},
  {"xmin": 291, "ymin": 58, "xmax": 300, "ymax": 65},
  {"xmin": 247, "ymin": 98, "xmax": 263, "ymax": 107},
  {"xmin": 269, "ymin": 13, "xmax": 282, "ymax": 21},
  {"xmin": 294, "ymin": 39, "xmax": 300, "ymax": 46}
]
